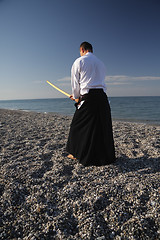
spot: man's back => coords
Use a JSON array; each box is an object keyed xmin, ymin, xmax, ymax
[{"xmin": 71, "ymin": 52, "xmax": 106, "ymax": 97}]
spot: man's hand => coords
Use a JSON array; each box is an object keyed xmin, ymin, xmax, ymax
[
  {"xmin": 69, "ymin": 95, "xmax": 75, "ymax": 101},
  {"xmin": 69, "ymin": 95, "xmax": 79, "ymax": 103}
]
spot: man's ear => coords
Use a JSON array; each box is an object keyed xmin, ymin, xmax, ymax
[{"xmin": 81, "ymin": 47, "xmax": 85, "ymax": 53}]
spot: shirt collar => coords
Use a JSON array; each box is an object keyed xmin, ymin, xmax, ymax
[{"xmin": 86, "ymin": 52, "xmax": 92, "ymax": 56}]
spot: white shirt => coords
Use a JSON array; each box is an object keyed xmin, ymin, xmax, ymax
[{"xmin": 71, "ymin": 52, "xmax": 106, "ymax": 99}]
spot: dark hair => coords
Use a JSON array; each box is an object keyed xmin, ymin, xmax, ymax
[{"xmin": 80, "ymin": 41, "xmax": 93, "ymax": 52}]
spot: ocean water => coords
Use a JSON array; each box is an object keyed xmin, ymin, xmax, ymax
[{"xmin": 0, "ymin": 96, "xmax": 160, "ymax": 125}]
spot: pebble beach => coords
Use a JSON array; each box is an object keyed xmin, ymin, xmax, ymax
[{"xmin": 0, "ymin": 109, "xmax": 159, "ymax": 240}]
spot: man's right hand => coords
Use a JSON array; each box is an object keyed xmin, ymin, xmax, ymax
[
  {"xmin": 70, "ymin": 95, "xmax": 79, "ymax": 103},
  {"xmin": 69, "ymin": 95, "xmax": 75, "ymax": 101}
]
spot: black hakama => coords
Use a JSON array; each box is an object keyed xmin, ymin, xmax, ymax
[{"xmin": 66, "ymin": 89, "xmax": 115, "ymax": 166}]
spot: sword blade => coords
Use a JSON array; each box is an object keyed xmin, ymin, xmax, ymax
[{"xmin": 46, "ymin": 80, "xmax": 71, "ymax": 98}]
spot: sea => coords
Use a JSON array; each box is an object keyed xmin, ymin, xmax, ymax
[{"xmin": 0, "ymin": 96, "xmax": 160, "ymax": 125}]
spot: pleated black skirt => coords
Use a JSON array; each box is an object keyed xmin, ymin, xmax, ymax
[{"xmin": 66, "ymin": 89, "xmax": 115, "ymax": 166}]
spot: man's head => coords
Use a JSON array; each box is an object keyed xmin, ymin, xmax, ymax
[{"xmin": 80, "ymin": 41, "xmax": 93, "ymax": 56}]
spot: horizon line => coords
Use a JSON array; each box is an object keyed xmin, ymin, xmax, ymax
[{"xmin": 0, "ymin": 95, "xmax": 160, "ymax": 101}]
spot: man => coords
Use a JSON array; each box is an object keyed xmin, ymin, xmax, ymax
[{"xmin": 66, "ymin": 42, "xmax": 115, "ymax": 166}]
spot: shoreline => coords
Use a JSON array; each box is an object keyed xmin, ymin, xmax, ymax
[
  {"xmin": 0, "ymin": 107, "xmax": 160, "ymax": 127},
  {"xmin": 0, "ymin": 109, "xmax": 159, "ymax": 239}
]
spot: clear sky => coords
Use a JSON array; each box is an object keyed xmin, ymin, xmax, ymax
[{"xmin": 0, "ymin": 0, "xmax": 160, "ymax": 100}]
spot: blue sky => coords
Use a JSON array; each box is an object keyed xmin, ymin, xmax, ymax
[{"xmin": 0, "ymin": 0, "xmax": 160, "ymax": 100}]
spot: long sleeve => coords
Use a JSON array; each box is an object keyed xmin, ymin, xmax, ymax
[{"xmin": 71, "ymin": 60, "xmax": 81, "ymax": 99}]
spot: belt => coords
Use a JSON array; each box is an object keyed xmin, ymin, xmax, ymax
[
  {"xmin": 80, "ymin": 88, "xmax": 104, "ymax": 101},
  {"xmin": 80, "ymin": 93, "xmax": 88, "ymax": 102},
  {"xmin": 75, "ymin": 89, "xmax": 104, "ymax": 108}
]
